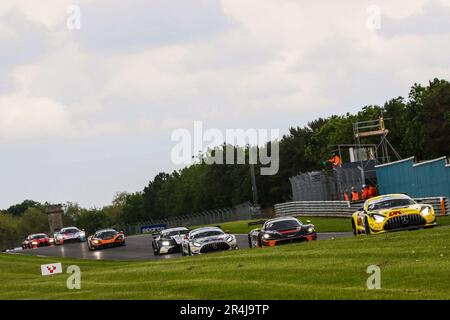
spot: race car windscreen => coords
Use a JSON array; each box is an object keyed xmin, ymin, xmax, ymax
[
  {"xmin": 163, "ymin": 230, "xmax": 189, "ymax": 237},
  {"xmin": 265, "ymin": 219, "xmax": 301, "ymax": 231},
  {"xmin": 31, "ymin": 234, "xmax": 47, "ymax": 239},
  {"xmin": 62, "ymin": 228, "xmax": 79, "ymax": 234},
  {"xmin": 96, "ymin": 230, "xmax": 118, "ymax": 239},
  {"xmin": 367, "ymin": 198, "xmax": 415, "ymax": 211},
  {"xmin": 191, "ymin": 230, "xmax": 223, "ymax": 239}
]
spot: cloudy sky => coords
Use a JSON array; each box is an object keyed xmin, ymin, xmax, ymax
[{"xmin": 1, "ymin": 0, "xmax": 449, "ymax": 209}]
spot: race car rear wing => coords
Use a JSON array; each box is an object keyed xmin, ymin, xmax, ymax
[{"xmin": 248, "ymin": 220, "xmax": 266, "ymax": 227}]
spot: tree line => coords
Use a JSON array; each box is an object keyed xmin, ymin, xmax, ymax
[{"xmin": 1, "ymin": 78, "xmax": 449, "ymax": 241}]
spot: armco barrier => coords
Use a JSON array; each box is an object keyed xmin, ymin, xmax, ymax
[
  {"xmin": 122, "ymin": 202, "xmax": 256, "ymax": 236},
  {"xmin": 275, "ymin": 197, "xmax": 449, "ymax": 217},
  {"xmin": 415, "ymin": 197, "xmax": 448, "ymax": 216},
  {"xmin": 275, "ymin": 201, "xmax": 354, "ymax": 217}
]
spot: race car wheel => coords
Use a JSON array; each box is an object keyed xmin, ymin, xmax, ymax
[
  {"xmin": 257, "ymin": 235, "xmax": 262, "ymax": 247},
  {"xmin": 364, "ymin": 217, "xmax": 371, "ymax": 235},
  {"xmin": 352, "ymin": 220, "xmax": 358, "ymax": 236},
  {"xmin": 152, "ymin": 242, "xmax": 160, "ymax": 255},
  {"xmin": 248, "ymin": 235, "xmax": 253, "ymax": 248},
  {"xmin": 188, "ymin": 245, "xmax": 192, "ymax": 256}
]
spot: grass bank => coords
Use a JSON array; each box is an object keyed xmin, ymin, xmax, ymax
[{"xmin": 0, "ymin": 226, "xmax": 449, "ymax": 299}]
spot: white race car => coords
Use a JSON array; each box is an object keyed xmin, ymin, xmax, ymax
[
  {"xmin": 152, "ymin": 227, "xmax": 189, "ymax": 255},
  {"xmin": 181, "ymin": 227, "xmax": 238, "ymax": 256},
  {"xmin": 54, "ymin": 227, "xmax": 86, "ymax": 245}
]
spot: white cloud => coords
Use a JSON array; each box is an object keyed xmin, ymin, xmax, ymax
[
  {"xmin": 0, "ymin": 94, "xmax": 73, "ymax": 140},
  {"xmin": 0, "ymin": 0, "xmax": 449, "ymax": 207}
]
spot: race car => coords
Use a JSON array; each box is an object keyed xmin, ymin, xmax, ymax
[
  {"xmin": 351, "ymin": 193, "xmax": 436, "ymax": 235},
  {"xmin": 152, "ymin": 227, "xmax": 189, "ymax": 255},
  {"xmin": 54, "ymin": 227, "xmax": 86, "ymax": 245},
  {"xmin": 87, "ymin": 229, "xmax": 125, "ymax": 250},
  {"xmin": 22, "ymin": 233, "xmax": 54, "ymax": 249},
  {"xmin": 248, "ymin": 216, "xmax": 317, "ymax": 248},
  {"xmin": 181, "ymin": 227, "xmax": 238, "ymax": 256}
]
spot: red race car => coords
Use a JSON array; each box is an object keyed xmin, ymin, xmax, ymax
[{"xmin": 22, "ymin": 233, "xmax": 54, "ymax": 249}]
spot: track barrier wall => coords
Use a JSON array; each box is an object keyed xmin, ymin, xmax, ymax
[
  {"xmin": 122, "ymin": 201, "xmax": 256, "ymax": 236},
  {"xmin": 274, "ymin": 197, "xmax": 449, "ymax": 217}
]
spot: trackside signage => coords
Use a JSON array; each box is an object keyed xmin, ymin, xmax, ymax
[
  {"xmin": 41, "ymin": 263, "xmax": 63, "ymax": 276},
  {"xmin": 141, "ymin": 224, "xmax": 167, "ymax": 233}
]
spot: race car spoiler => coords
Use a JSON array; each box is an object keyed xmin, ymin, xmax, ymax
[{"xmin": 248, "ymin": 220, "xmax": 266, "ymax": 227}]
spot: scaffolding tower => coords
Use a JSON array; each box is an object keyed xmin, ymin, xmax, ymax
[{"xmin": 352, "ymin": 115, "xmax": 401, "ymax": 184}]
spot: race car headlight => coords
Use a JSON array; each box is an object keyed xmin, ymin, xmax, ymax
[
  {"xmin": 49, "ymin": 238, "xmax": 54, "ymax": 243},
  {"xmin": 58, "ymin": 235, "xmax": 63, "ymax": 240},
  {"xmin": 226, "ymin": 236, "xmax": 234, "ymax": 242},
  {"xmin": 79, "ymin": 231, "xmax": 86, "ymax": 237},
  {"xmin": 372, "ymin": 214, "xmax": 385, "ymax": 223},
  {"xmin": 421, "ymin": 206, "xmax": 430, "ymax": 216},
  {"xmin": 92, "ymin": 240, "xmax": 99, "ymax": 244},
  {"xmin": 193, "ymin": 242, "xmax": 202, "ymax": 247},
  {"xmin": 31, "ymin": 241, "xmax": 38, "ymax": 245},
  {"xmin": 307, "ymin": 227, "xmax": 314, "ymax": 233},
  {"xmin": 263, "ymin": 233, "xmax": 271, "ymax": 239},
  {"xmin": 161, "ymin": 241, "xmax": 170, "ymax": 246},
  {"xmin": 117, "ymin": 236, "xmax": 124, "ymax": 241}
]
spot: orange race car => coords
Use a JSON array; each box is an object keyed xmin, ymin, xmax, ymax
[{"xmin": 87, "ymin": 229, "xmax": 125, "ymax": 251}]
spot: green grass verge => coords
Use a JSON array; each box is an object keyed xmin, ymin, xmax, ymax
[
  {"xmin": 437, "ymin": 215, "xmax": 450, "ymax": 226},
  {"xmin": 0, "ymin": 226, "xmax": 449, "ymax": 299}
]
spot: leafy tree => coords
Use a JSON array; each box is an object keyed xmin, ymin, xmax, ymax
[
  {"xmin": 74, "ymin": 209, "xmax": 110, "ymax": 235},
  {"xmin": 18, "ymin": 207, "xmax": 49, "ymax": 236},
  {"xmin": 0, "ymin": 213, "xmax": 20, "ymax": 242},
  {"xmin": 6, "ymin": 200, "xmax": 41, "ymax": 217}
]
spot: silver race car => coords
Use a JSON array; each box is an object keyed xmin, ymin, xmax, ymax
[
  {"xmin": 181, "ymin": 227, "xmax": 238, "ymax": 256},
  {"xmin": 152, "ymin": 227, "xmax": 189, "ymax": 255}
]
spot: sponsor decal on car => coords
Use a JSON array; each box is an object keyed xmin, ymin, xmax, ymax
[{"xmin": 389, "ymin": 211, "xmax": 402, "ymax": 217}]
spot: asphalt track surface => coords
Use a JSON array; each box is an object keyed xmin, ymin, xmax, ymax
[{"xmin": 11, "ymin": 232, "xmax": 352, "ymax": 261}]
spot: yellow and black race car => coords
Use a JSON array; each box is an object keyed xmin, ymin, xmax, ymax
[
  {"xmin": 351, "ymin": 194, "xmax": 436, "ymax": 235},
  {"xmin": 87, "ymin": 229, "xmax": 125, "ymax": 250}
]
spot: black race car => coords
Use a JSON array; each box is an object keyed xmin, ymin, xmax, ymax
[
  {"xmin": 151, "ymin": 227, "xmax": 189, "ymax": 255},
  {"xmin": 248, "ymin": 216, "xmax": 317, "ymax": 247}
]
